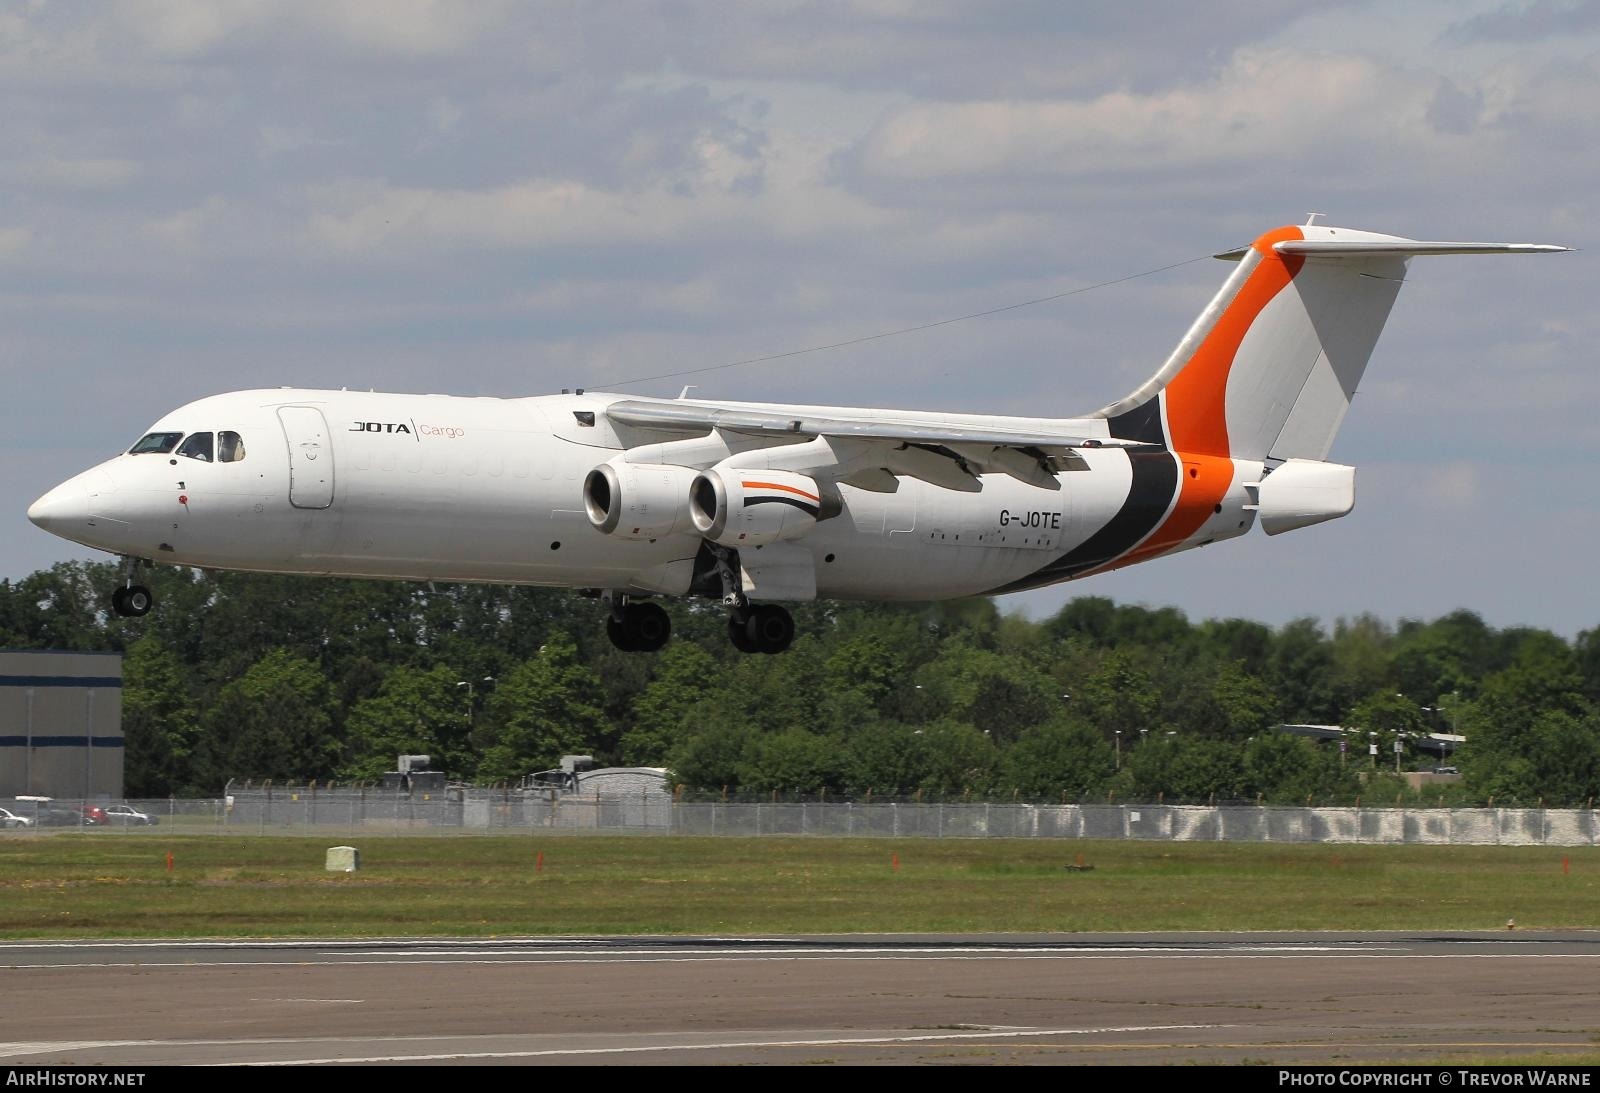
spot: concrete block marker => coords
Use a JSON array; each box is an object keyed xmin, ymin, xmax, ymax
[{"xmin": 326, "ymin": 846, "xmax": 360, "ymax": 873}]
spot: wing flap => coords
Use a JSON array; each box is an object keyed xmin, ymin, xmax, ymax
[{"xmin": 605, "ymin": 399, "xmax": 1150, "ymax": 452}]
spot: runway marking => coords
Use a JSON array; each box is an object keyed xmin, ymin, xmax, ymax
[
  {"xmin": 0, "ymin": 1025, "xmax": 1220, "ymax": 1064},
  {"xmin": 1, "ymin": 935, "xmax": 1577, "ymax": 950},
  {"xmin": 217, "ymin": 1025, "xmax": 1229, "ymax": 1065},
  {"xmin": 7, "ymin": 953, "xmax": 1600, "ymax": 971},
  {"xmin": 247, "ymin": 998, "xmax": 364, "ymax": 1004}
]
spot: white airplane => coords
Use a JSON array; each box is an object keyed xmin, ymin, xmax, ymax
[{"xmin": 28, "ymin": 222, "xmax": 1567, "ymax": 654}]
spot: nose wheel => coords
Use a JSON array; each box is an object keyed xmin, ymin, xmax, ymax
[
  {"xmin": 111, "ymin": 585, "xmax": 154, "ymax": 618},
  {"xmin": 729, "ymin": 604, "xmax": 794, "ymax": 655},
  {"xmin": 605, "ymin": 600, "xmax": 672, "ymax": 652}
]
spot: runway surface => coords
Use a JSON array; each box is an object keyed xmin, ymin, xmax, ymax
[{"xmin": 3, "ymin": 932, "xmax": 1599, "ymax": 1065}]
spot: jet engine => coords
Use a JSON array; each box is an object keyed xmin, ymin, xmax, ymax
[
  {"xmin": 690, "ymin": 469, "xmax": 825, "ymax": 547},
  {"xmin": 583, "ymin": 461, "xmax": 698, "ymax": 540}
]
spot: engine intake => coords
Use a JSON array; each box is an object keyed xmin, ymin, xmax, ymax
[
  {"xmin": 690, "ymin": 469, "xmax": 824, "ymax": 547},
  {"xmin": 583, "ymin": 461, "xmax": 697, "ymax": 540}
]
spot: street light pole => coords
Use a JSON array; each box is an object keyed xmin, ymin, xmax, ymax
[{"xmin": 457, "ymin": 676, "xmax": 496, "ymax": 713}]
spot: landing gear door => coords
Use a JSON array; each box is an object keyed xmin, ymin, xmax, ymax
[{"xmin": 278, "ymin": 406, "xmax": 334, "ymax": 509}]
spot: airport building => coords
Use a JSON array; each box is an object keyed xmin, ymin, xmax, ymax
[{"xmin": 0, "ymin": 650, "xmax": 124, "ymax": 801}]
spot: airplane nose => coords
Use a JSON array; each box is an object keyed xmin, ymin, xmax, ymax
[
  {"xmin": 27, "ymin": 470, "xmax": 115, "ymax": 534},
  {"xmin": 28, "ymin": 480, "xmax": 90, "ymax": 533}
]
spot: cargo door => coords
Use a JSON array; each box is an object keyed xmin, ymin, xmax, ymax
[{"xmin": 278, "ymin": 406, "xmax": 334, "ymax": 509}]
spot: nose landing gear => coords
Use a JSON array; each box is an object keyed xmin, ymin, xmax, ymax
[{"xmin": 109, "ymin": 557, "xmax": 154, "ymax": 618}]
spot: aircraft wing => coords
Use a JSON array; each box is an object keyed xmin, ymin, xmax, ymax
[{"xmin": 604, "ymin": 398, "xmax": 1159, "ymax": 492}]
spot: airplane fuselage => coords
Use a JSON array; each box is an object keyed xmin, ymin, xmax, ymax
[{"xmin": 29, "ymin": 388, "xmax": 1262, "ymax": 602}]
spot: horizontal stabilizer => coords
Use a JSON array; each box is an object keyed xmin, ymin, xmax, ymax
[{"xmin": 1275, "ymin": 240, "xmax": 1570, "ymax": 257}]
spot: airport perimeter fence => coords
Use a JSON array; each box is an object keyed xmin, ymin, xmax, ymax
[{"xmin": 10, "ymin": 791, "xmax": 1600, "ymax": 846}]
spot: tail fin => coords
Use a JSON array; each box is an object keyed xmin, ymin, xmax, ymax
[{"xmin": 1094, "ymin": 224, "xmax": 1568, "ymax": 462}]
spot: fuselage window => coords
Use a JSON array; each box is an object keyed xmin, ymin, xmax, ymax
[
  {"xmin": 128, "ymin": 432, "xmax": 183, "ymax": 455},
  {"xmin": 177, "ymin": 432, "xmax": 215, "ymax": 462},
  {"xmin": 218, "ymin": 431, "xmax": 247, "ymax": 462}
]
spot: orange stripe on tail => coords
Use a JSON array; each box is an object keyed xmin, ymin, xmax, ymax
[{"xmin": 1087, "ymin": 227, "xmax": 1304, "ymax": 575}]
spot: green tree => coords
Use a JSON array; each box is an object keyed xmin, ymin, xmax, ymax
[
  {"xmin": 1456, "ymin": 650, "xmax": 1595, "ymax": 805},
  {"xmin": 1346, "ymin": 690, "xmax": 1428, "ymax": 767},
  {"xmin": 1241, "ymin": 734, "xmax": 1359, "ymax": 804},
  {"xmin": 195, "ymin": 648, "xmax": 339, "ymax": 787},
  {"xmin": 917, "ymin": 719, "xmax": 999, "ymax": 797},
  {"xmin": 845, "ymin": 720, "xmax": 929, "ymax": 797},
  {"xmin": 1124, "ymin": 735, "xmax": 1245, "ymax": 802},
  {"xmin": 1001, "ymin": 720, "xmax": 1113, "ymax": 800},
  {"xmin": 913, "ymin": 640, "xmax": 1062, "ymax": 742},
  {"xmin": 668, "ymin": 719, "xmax": 756, "ymax": 793},
  {"xmin": 341, "ymin": 664, "xmax": 474, "ymax": 781},
  {"xmin": 1070, "ymin": 649, "xmax": 1160, "ymax": 740},
  {"xmin": 622, "ymin": 642, "xmax": 721, "ymax": 765},
  {"xmin": 475, "ymin": 636, "xmax": 607, "ymax": 782},
  {"xmin": 738, "ymin": 730, "xmax": 845, "ymax": 795},
  {"xmin": 1191, "ymin": 660, "xmax": 1280, "ymax": 741},
  {"xmin": 1269, "ymin": 617, "xmax": 1336, "ymax": 722},
  {"xmin": 120, "ymin": 635, "xmax": 200, "ymax": 796}
]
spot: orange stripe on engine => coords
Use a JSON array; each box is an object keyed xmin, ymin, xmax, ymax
[{"xmin": 741, "ymin": 480, "xmax": 821, "ymax": 502}]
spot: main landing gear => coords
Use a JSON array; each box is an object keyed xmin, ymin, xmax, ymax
[
  {"xmin": 604, "ymin": 597, "xmax": 672, "ymax": 653},
  {"xmin": 109, "ymin": 557, "xmax": 155, "ymax": 619},
  {"xmin": 728, "ymin": 603, "xmax": 795, "ymax": 655},
  {"xmin": 596, "ymin": 593, "xmax": 794, "ymax": 655}
]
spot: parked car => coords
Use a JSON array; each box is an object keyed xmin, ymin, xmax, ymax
[
  {"xmin": 39, "ymin": 808, "xmax": 84, "ymax": 826},
  {"xmin": 40, "ymin": 806, "xmax": 106, "ymax": 826},
  {"xmin": 0, "ymin": 807, "xmax": 32, "ymax": 828},
  {"xmin": 104, "ymin": 804, "xmax": 157, "ymax": 826}
]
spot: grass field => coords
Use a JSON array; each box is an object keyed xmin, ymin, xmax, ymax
[{"xmin": 2, "ymin": 834, "xmax": 1596, "ymax": 939}]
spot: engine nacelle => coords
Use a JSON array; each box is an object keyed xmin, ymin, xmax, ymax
[
  {"xmin": 583, "ymin": 461, "xmax": 697, "ymax": 540},
  {"xmin": 690, "ymin": 469, "xmax": 822, "ymax": 547}
]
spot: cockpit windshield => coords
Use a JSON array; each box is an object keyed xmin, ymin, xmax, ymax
[
  {"xmin": 177, "ymin": 432, "xmax": 215, "ymax": 462},
  {"xmin": 128, "ymin": 432, "xmax": 183, "ymax": 455}
]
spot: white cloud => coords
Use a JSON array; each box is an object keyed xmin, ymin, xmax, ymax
[
  {"xmin": 856, "ymin": 48, "xmax": 1499, "ymax": 180},
  {"xmin": 257, "ymin": 124, "xmax": 336, "ymax": 157},
  {"xmin": 303, "ymin": 179, "xmax": 696, "ymax": 253},
  {"xmin": 1418, "ymin": 462, "xmax": 1482, "ymax": 509},
  {"xmin": 113, "ymin": 0, "xmax": 513, "ymax": 59},
  {"xmin": 0, "ymin": 226, "xmax": 31, "ymax": 258},
  {"xmin": 14, "ymin": 155, "xmax": 140, "ymax": 190},
  {"xmin": 140, "ymin": 196, "xmax": 231, "ymax": 250}
]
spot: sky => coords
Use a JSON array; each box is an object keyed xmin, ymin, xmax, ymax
[{"xmin": 2, "ymin": 0, "xmax": 1595, "ymax": 636}]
